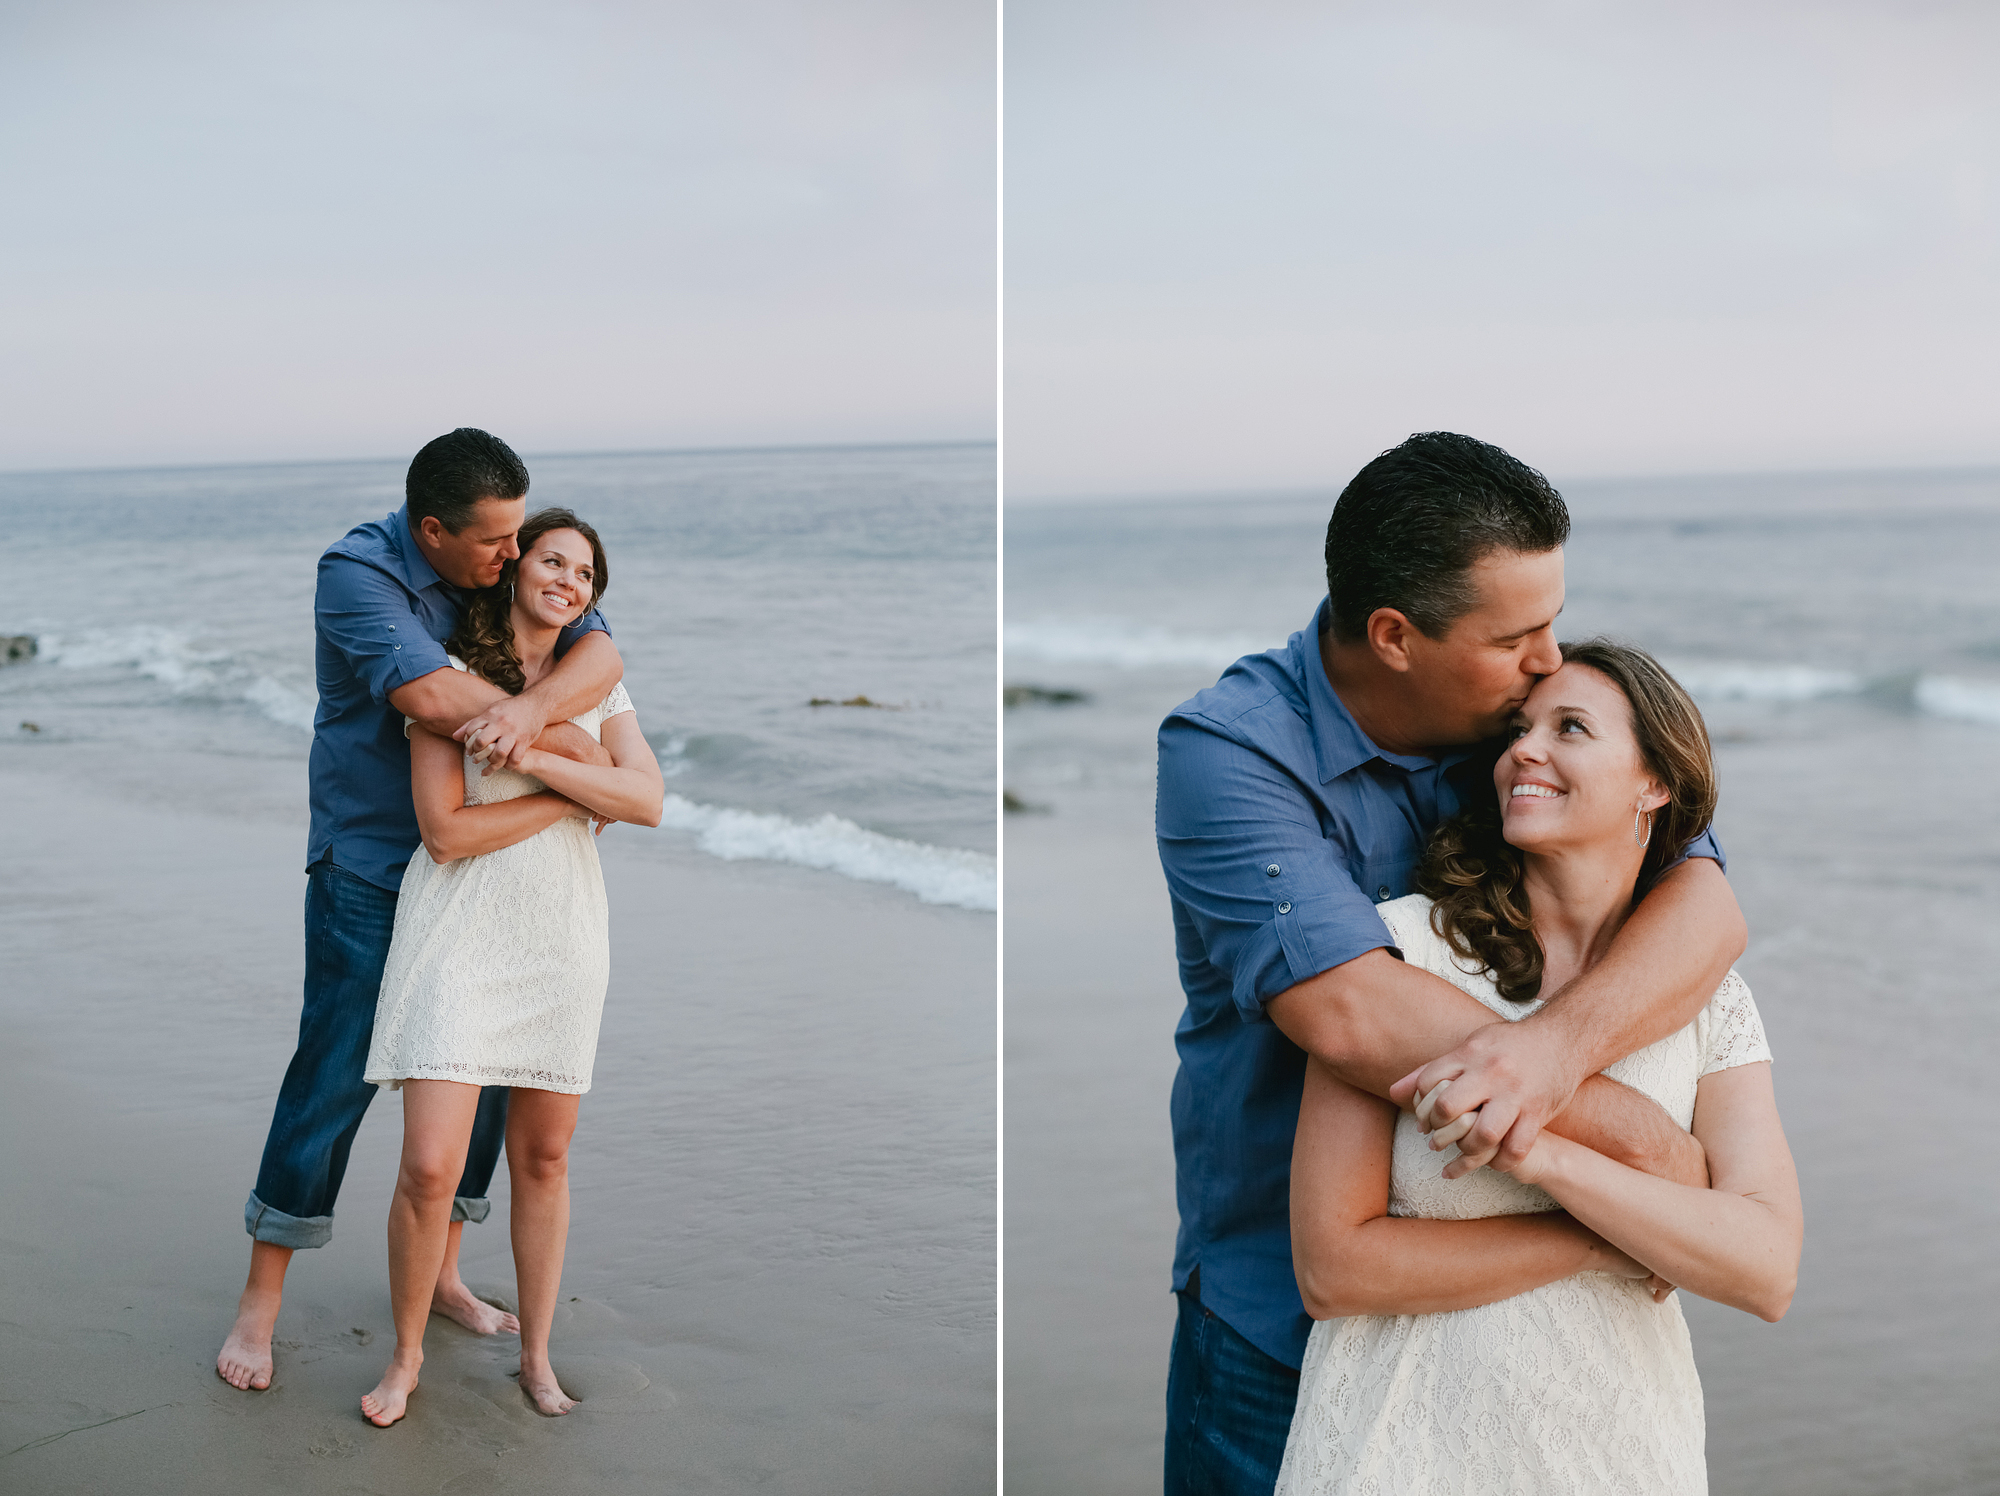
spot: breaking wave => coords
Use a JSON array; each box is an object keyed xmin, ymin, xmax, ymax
[
  {"xmin": 657, "ymin": 793, "xmax": 996, "ymax": 911},
  {"xmin": 1913, "ymin": 675, "xmax": 2000, "ymax": 727},
  {"xmin": 32, "ymin": 626, "xmax": 318, "ymax": 731},
  {"xmin": 1005, "ymin": 617, "xmax": 1282, "ymax": 670},
  {"xmin": 1660, "ymin": 660, "xmax": 1865, "ymax": 703}
]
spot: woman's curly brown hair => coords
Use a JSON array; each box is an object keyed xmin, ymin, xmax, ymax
[
  {"xmin": 449, "ymin": 507, "xmax": 608, "ymax": 695},
  {"xmin": 1417, "ymin": 638, "xmax": 1718, "ymax": 1003}
]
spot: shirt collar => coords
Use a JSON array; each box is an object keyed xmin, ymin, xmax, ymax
[
  {"xmin": 390, "ymin": 505, "xmax": 451, "ymax": 595},
  {"xmin": 1294, "ymin": 596, "xmax": 1478, "ymax": 784}
]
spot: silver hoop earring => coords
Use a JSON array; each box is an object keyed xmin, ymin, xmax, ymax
[{"xmin": 1634, "ymin": 808, "xmax": 1652, "ymax": 848}]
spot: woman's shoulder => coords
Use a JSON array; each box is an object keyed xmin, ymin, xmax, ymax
[
  {"xmin": 1376, "ymin": 894, "xmax": 1500, "ymax": 989},
  {"xmin": 1376, "ymin": 893, "xmax": 1533, "ymax": 1015},
  {"xmin": 1696, "ymin": 967, "xmax": 1773, "ymax": 1075}
]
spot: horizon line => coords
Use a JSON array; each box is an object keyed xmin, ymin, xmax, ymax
[
  {"xmin": 0, "ymin": 435, "xmax": 997, "ymax": 483},
  {"xmin": 1005, "ymin": 457, "xmax": 2000, "ymax": 508}
]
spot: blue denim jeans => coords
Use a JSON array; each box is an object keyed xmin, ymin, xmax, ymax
[
  {"xmin": 1165, "ymin": 1276, "xmax": 1302, "ymax": 1496},
  {"xmin": 244, "ymin": 859, "xmax": 509, "ymax": 1249}
]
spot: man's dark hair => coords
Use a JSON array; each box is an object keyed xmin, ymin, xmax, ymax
[
  {"xmin": 1323, "ymin": 432, "xmax": 1569, "ymax": 643},
  {"xmin": 406, "ymin": 428, "xmax": 531, "ymax": 534}
]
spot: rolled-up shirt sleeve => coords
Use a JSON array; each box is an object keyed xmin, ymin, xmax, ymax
[
  {"xmin": 557, "ymin": 607, "xmax": 613, "ymax": 653},
  {"xmin": 1158, "ymin": 717, "xmax": 1394, "ymax": 1024},
  {"xmin": 316, "ymin": 555, "xmax": 452, "ymax": 705},
  {"xmin": 1672, "ymin": 825, "xmax": 1726, "ymax": 872}
]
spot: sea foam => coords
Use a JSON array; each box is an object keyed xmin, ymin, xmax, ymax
[
  {"xmin": 1660, "ymin": 660, "xmax": 1865, "ymax": 703},
  {"xmin": 658, "ymin": 793, "xmax": 996, "ymax": 911},
  {"xmin": 1914, "ymin": 675, "xmax": 2000, "ymax": 726},
  {"xmin": 35, "ymin": 625, "xmax": 318, "ymax": 731},
  {"xmin": 1006, "ymin": 617, "xmax": 1282, "ymax": 671}
]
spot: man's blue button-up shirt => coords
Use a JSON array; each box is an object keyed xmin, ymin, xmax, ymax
[
  {"xmin": 1155, "ymin": 598, "xmax": 1723, "ymax": 1369},
  {"xmin": 307, "ymin": 506, "xmax": 609, "ymax": 892}
]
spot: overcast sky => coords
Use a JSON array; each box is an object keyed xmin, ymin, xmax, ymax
[
  {"xmin": 0, "ymin": 0, "xmax": 993, "ymax": 471},
  {"xmin": 1007, "ymin": 0, "xmax": 2000, "ymax": 498}
]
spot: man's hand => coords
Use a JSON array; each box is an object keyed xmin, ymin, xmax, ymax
[
  {"xmin": 1388, "ymin": 1019, "xmax": 1585, "ymax": 1179},
  {"xmin": 1396, "ymin": 1032, "xmax": 1710, "ymax": 1190},
  {"xmin": 455, "ymin": 694, "xmax": 554, "ymax": 775}
]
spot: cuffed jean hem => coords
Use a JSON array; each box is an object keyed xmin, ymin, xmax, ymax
[
  {"xmin": 451, "ymin": 1196, "xmax": 491, "ymax": 1225},
  {"xmin": 244, "ymin": 1191, "xmax": 333, "ymax": 1250}
]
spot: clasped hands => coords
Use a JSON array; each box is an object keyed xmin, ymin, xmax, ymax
[
  {"xmin": 1391, "ymin": 1021, "xmax": 1677, "ymax": 1303},
  {"xmin": 453, "ymin": 698, "xmax": 616, "ymax": 837},
  {"xmin": 1386, "ymin": 1018, "xmax": 1568, "ymax": 1182},
  {"xmin": 454, "ymin": 694, "xmax": 548, "ymax": 776}
]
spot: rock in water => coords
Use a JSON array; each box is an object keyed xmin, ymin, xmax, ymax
[{"xmin": 1, "ymin": 635, "xmax": 36, "ymax": 665}]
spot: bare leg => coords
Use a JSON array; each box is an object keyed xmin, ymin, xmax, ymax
[
  {"xmin": 432, "ymin": 1220, "xmax": 522, "ymax": 1335},
  {"xmin": 216, "ymin": 1240, "xmax": 292, "ymax": 1390},
  {"xmin": 507, "ymin": 1088, "xmax": 583, "ymax": 1416},
  {"xmin": 361, "ymin": 1081, "xmax": 482, "ymax": 1428}
]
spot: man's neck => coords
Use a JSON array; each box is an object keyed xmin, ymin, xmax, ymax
[{"xmin": 1318, "ymin": 629, "xmax": 1442, "ymax": 759}]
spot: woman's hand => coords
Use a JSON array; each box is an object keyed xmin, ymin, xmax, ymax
[{"xmin": 1579, "ymin": 1232, "xmax": 1676, "ymax": 1301}]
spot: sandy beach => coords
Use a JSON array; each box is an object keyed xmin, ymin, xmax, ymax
[{"xmin": 0, "ymin": 746, "xmax": 995, "ymax": 1494}]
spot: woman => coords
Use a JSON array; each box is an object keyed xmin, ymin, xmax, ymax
[
  {"xmin": 358, "ymin": 508, "xmax": 665, "ymax": 1428},
  {"xmin": 1276, "ymin": 640, "xmax": 1802, "ymax": 1495}
]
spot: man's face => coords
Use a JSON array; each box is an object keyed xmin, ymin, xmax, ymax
[
  {"xmin": 1401, "ymin": 546, "xmax": 1566, "ymax": 746},
  {"xmin": 415, "ymin": 496, "xmax": 527, "ymax": 590}
]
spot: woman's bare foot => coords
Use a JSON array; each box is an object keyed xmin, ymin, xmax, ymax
[
  {"xmin": 360, "ymin": 1355, "xmax": 422, "ymax": 1428},
  {"xmin": 216, "ymin": 1288, "xmax": 280, "ymax": 1391},
  {"xmin": 518, "ymin": 1358, "xmax": 577, "ymax": 1416},
  {"xmin": 432, "ymin": 1275, "xmax": 521, "ymax": 1336}
]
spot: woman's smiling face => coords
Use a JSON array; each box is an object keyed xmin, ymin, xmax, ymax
[
  {"xmin": 514, "ymin": 528, "xmax": 597, "ymax": 630},
  {"xmin": 1496, "ymin": 661, "xmax": 1667, "ymax": 855}
]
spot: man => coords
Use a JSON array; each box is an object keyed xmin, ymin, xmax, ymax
[
  {"xmin": 217, "ymin": 428, "xmax": 626, "ymax": 1391},
  {"xmin": 1155, "ymin": 432, "xmax": 1747, "ymax": 1494}
]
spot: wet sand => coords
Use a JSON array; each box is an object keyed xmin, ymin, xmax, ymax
[
  {"xmin": 1003, "ymin": 704, "xmax": 2000, "ymax": 1496},
  {"xmin": 0, "ymin": 750, "xmax": 994, "ymax": 1494}
]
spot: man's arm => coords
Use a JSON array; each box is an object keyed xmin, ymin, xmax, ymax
[
  {"xmin": 318, "ymin": 554, "xmax": 615, "ymax": 769},
  {"xmin": 449, "ymin": 630, "xmax": 624, "ymax": 772},
  {"xmin": 1268, "ymin": 946, "xmax": 1709, "ymax": 1187},
  {"xmin": 1386, "ymin": 857, "xmax": 1745, "ymax": 1178},
  {"xmin": 389, "ymin": 665, "xmax": 611, "ymax": 769}
]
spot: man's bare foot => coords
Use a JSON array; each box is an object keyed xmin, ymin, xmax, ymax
[
  {"xmin": 518, "ymin": 1360, "xmax": 577, "ymax": 1417},
  {"xmin": 216, "ymin": 1290, "xmax": 279, "ymax": 1391},
  {"xmin": 361, "ymin": 1355, "xmax": 422, "ymax": 1428},
  {"xmin": 431, "ymin": 1276, "xmax": 521, "ymax": 1336}
]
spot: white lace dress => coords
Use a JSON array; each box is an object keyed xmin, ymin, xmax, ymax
[
  {"xmin": 364, "ymin": 661, "xmax": 634, "ymax": 1096},
  {"xmin": 1275, "ymin": 894, "xmax": 1772, "ymax": 1496}
]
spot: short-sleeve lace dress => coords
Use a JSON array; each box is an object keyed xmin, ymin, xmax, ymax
[
  {"xmin": 1274, "ymin": 893, "xmax": 1773, "ymax": 1496},
  {"xmin": 364, "ymin": 660, "xmax": 634, "ymax": 1096}
]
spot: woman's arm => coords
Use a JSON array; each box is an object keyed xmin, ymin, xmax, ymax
[
  {"xmin": 1495, "ymin": 1062, "xmax": 1801, "ymax": 1321},
  {"xmin": 448, "ymin": 631, "xmax": 627, "ymax": 772},
  {"xmin": 515, "ymin": 710, "xmax": 665, "ymax": 828},
  {"xmin": 411, "ymin": 723, "xmax": 583, "ymax": 863},
  {"xmin": 1291, "ymin": 1057, "xmax": 1652, "ymax": 1320}
]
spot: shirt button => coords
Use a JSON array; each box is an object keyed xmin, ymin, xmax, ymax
[
  {"xmin": 1265, "ymin": 864, "xmax": 1281, "ymax": 878},
  {"xmin": 388, "ymin": 624, "xmax": 396, "ymax": 631},
  {"xmin": 1277, "ymin": 901, "xmax": 1292, "ymax": 914},
  {"xmin": 1377, "ymin": 885, "xmax": 1391, "ymax": 901},
  {"xmin": 394, "ymin": 644, "xmax": 401, "ymax": 651}
]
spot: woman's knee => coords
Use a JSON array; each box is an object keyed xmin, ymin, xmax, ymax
[
  {"xmin": 509, "ymin": 1137, "xmax": 571, "ymax": 1186},
  {"xmin": 398, "ymin": 1152, "xmax": 466, "ymax": 1207}
]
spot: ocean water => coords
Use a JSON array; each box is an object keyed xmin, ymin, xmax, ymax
[
  {"xmin": 0, "ymin": 442, "xmax": 996, "ymax": 910},
  {"xmin": 1004, "ymin": 468, "xmax": 2000, "ymax": 1494}
]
